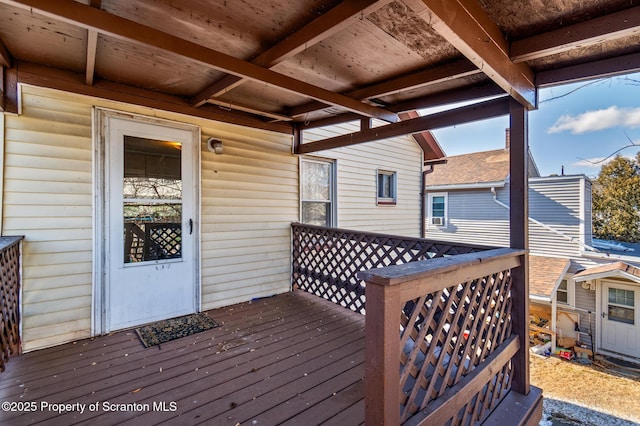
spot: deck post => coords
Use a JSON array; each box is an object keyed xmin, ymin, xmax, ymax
[
  {"xmin": 509, "ymin": 99, "xmax": 530, "ymax": 395},
  {"xmin": 364, "ymin": 280, "xmax": 401, "ymax": 425}
]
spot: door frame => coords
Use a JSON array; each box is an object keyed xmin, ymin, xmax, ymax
[
  {"xmin": 597, "ymin": 278, "xmax": 640, "ymax": 360},
  {"xmin": 92, "ymin": 108, "xmax": 201, "ymax": 335}
]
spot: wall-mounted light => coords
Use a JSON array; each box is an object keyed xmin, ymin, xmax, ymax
[{"xmin": 207, "ymin": 137, "xmax": 223, "ymax": 154}]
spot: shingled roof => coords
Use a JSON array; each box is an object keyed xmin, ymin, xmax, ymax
[
  {"xmin": 424, "ymin": 148, "xmax": 510, "ymax": 187},
  {"xmin": 529, "ymin": 255, "xmax": 571, "ymax": 300},
  {"xmin": 573, "ymin": 261, "xmax": 640, "ymax": 283}
]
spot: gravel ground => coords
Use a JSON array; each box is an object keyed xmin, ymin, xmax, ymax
[{"xmin": 531, "ymin": 354, "xmax": 640, "ymax": 425}]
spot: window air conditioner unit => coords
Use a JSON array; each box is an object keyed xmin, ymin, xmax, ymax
[{"xmin": 431, "ymin": 217, "xmax": 444, "ymax": 226}]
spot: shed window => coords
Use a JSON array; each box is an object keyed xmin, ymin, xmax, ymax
[{"xmin": 377, "ymin": 170, "xmax": 397, "ymax": 205}]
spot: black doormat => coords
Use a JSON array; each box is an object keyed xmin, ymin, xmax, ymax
[{"xmin": 135, "ymin": 313, "xmax": 219, "ymax": 348}]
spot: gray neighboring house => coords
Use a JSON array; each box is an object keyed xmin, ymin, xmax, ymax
[{"xmin": 424, "ymin": 132, "xmax": 640, "ymax": 362}]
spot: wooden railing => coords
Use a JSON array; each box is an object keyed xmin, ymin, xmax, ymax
[
  {"xmin": 291, "ymin": 223, "xmax": 491, "ymax": 314},
  {"xmin": 0, "ymin": 236, "xmax": 23, "ymax": 372},
  {"xmin": 359, "ymin": 248, "xmax": 526, "ymax": 425}
]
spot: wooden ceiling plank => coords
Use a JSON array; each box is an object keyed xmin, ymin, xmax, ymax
[
  {"xmin": 3, "ymin": 0, "xmax": 398, "ymax": 123},
  {"xmin": 287, "ymin": 59, "xmax": 482, "ymax": 119},
  {"xmin": 191, "ymin": 0, "xmax": 394, "ymax": 107},
  {"xmin": 0, "ymin": 38, "xmax": 12, "ymax": 68},
  {"xmin": 297, "ymin": 96, "xmax": 510, "ymax": 153},
  {"xmin": 16, "ymin": 61, "xmax": 292, "ymax": 133},
  {"xmin": 419, "ymin": 0, "xmax": 536, "ymax": 110},
  {"xmin": 85, "ymin": 30, "xmax": 98, "ymax": 85},
  {"xmin": 536, "ymin": 51, "xmax": 640, "ymax": 87},
  {"xmin": 511, "ymin": 6, "xmax": 640, "ymax": 63}
]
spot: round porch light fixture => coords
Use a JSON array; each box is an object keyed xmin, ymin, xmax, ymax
[{"xmin": 207, "ymin": 137, "xmax": 224, "ymax": 154}]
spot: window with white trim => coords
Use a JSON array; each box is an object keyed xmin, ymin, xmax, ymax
[
  {"xmin": 427, "ymin": 192, "xmax": 447, "ymax": 226},
  {"xmin": 377, "ymin": 170, "xmax": 397, "ymax": 205},
  {"xmin": 300, "ymin": 158, "xmax": 336, "ymax": 227}
]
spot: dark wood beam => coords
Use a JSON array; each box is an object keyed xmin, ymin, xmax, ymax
[
  {"xmin": 296, "ymin": 96, "xmax": 510, "ymax": 154},
  {"xmin": 191, "ymin": 0, "xmax": 393, "ymax": 107},
  {"xmin": 3, "ymin": 0, "xmax": 399, "ymax": 123},
  {"xmin": 298, "ymin": 82, "xmax": 504, "ymax": 130},
  {"xmin": 511, "ymin": 6, "xmax": 640, "ymax": 62},
  {"xmin": 1, "ymin": 66, "xmax": 18, "ymax": 114},
  {"xmin": 287, "ymin": 59, "xmax": 481, "ymax": 119},
  {"xmin": 0, "ymin": 38, "xmax": 12, "ymax": 68},
  {"xmin": 508, "ymin": 98, "xmax": 530, "ymax": 395},
  {"xmin": 419, "ymin": 0, "xmax": 536, "ymax": 109},
  {"xmin": 16, "ymin": 61, "xmax": 293, "ymax": 134},
  {"xmin": 398, "ymin": 111, "xmax": 445, "ymax": 161},
  {"xmin": 536, "ymin": 51, "xmax": 640, "ymax": 87}
]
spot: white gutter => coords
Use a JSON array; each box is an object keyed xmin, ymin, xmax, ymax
[
  {"xmin": 425, "ymin": 180, "xmax": 506, "ymax": 191},
  {"xmin": 490, "ymin": 187, "xmax": 600, "ymax": 253}
]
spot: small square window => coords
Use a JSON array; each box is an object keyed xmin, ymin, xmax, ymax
[{"xmin": 377, "ymin": 170, "xmax": 397, "ymax": 205}]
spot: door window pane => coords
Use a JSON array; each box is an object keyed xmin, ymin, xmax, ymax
[
  {"xmin": 123, "ymin": 136, "xmax": 183, "ymax": 263},
  {"xmin": 608, "ymin": 288, "xmax": 635, "ymax": 324}
]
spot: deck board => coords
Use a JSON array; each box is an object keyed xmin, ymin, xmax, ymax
[{"xmin": 0, "ymin": 292, "xmax": 365, "ymax": 426}]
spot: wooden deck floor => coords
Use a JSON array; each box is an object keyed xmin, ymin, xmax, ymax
[{"xmin": 0, "ymin": 291, "xmax": 365, "ymax": 426}]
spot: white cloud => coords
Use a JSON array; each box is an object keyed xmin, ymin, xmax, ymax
[
  {"xmin": 548, "ymin": 106, "xmax": 640, "ymax": 134},
  {"xmin": 572, "ymin": 154, "xmax": 636, "ymax": 169},
  {"xmin": 572, "ymin": 157, "xmax": 608, "ymax": 168}
]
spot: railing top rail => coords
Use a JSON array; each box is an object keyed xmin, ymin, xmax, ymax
[
  {"xmin": 291, "ymin": 222, "xmax": 495, "ymax": 251},
  {"xmin": 359, "ymin": 247, "xmax": 526, "ymax": 288},
  {"xmin": 0, "ymin": 236, "xmax": 24, "ymax": 253}
]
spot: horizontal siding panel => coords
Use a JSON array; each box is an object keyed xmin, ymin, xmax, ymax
[
  {"xmin": 22, "ymin": 320, "xmax": 91, "ymax": 352},
  {"xmin": 4, "ymin": 192, "xmax": 92, "ymax": 206},
  {"xmin": 5, "ymin": 140, "xmax": 92, "ymax": 161},
  {"xmin": 25, "ymin": 307, "xmax": 92, "ymax": 329},
  {"xmin": 3, "ymin": 217, "xmax": 92, "ymax": 230},
  {"xmin": 23, "ymin": 273, "xmax": 92, "ymax": 292},
  {"xmin": 4, "ymin": 204, "xmax": 91, "ymax": 218},
  {"xmin": 22, "ymin": 296, "xmax": 91, "ymax": 317},
  {"xmin": 23, "ymin": 284, "xmax": 92, "ymax": 303},
  {"xmin": 24, "ymin": 251, "xmax": 93, "ymax": 267},
  {"xmin": 4, "ymin": 179, "xmax": 92, "ymax": 194},
  {"xmin": 23, "ymin": 262, "xmax": 93, "ymax": 279},
  {"xmin": 5, "ymin": 114, "xmax": 91, "ymax": 138}
]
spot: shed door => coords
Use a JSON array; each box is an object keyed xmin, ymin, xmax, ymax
[
  {"xmin": 106, "ymin": 116, "xmax": 198, "ymax": 331},
  {"xmin": 601, "ymin": 281, "xmax": 640, "ymax": 358}
]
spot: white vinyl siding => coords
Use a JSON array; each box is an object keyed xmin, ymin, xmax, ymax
[
  {"xmin": 425, "ymin": 189, "xmax": 509, "ymax": 247},
  {"xmin": 199, "ymin": 123, "xmax": 298, "ymax": 310},
  {"xmin": 302, "ymin": 121, "xmax": 422, "ymax": 237},
  {"xmin": 3, "ymin": 87, "xmax": 94, "ymax": 351},
  {"xmin": 424, "ymin": 176, "xmax": 590, "ymax": 256},
  {"xmin": 5, "ymin": 85, "xmax": 298, "ymax": 350}
]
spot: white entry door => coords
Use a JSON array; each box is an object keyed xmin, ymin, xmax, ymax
[
  {"xmin": 601, "ymin": 281, "xmax": 640, "ymax": 358},
  {"xmin": 105, "ymin": 115, "xmax": 198, "ymax": 331}
]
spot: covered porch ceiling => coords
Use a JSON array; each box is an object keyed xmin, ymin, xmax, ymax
[{"xmin": 0, "ymin": 0, "xmax": 639, "ymax": 155}]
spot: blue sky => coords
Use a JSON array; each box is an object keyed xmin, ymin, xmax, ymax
[{"xmin": 430, "ymin": 72, "xmax": 640, "ymax": 178}]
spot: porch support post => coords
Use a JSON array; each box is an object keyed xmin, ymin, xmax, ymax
[
  {"xmin": 365, "ymin": 280, "xmax": 401, "ymax": 425},
  {"xmin": 509, "ymin": 99, "xmax": 530, "ymax": 395}
]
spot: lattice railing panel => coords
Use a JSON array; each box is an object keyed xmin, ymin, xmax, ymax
[
  {"xmin": 0, "ymin": 237, "xmax": 23, "ymax": 373},
  {"xmin": 399, "ymin": 267, "xmax": 514, "ymax": 424},
  {"xmin": 291, "ymin": 223, "xmax": 490, "ymax": 314},
  {"xmin": 125, "ymin": 222, "xmax": 182, "ymax": 262}
]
